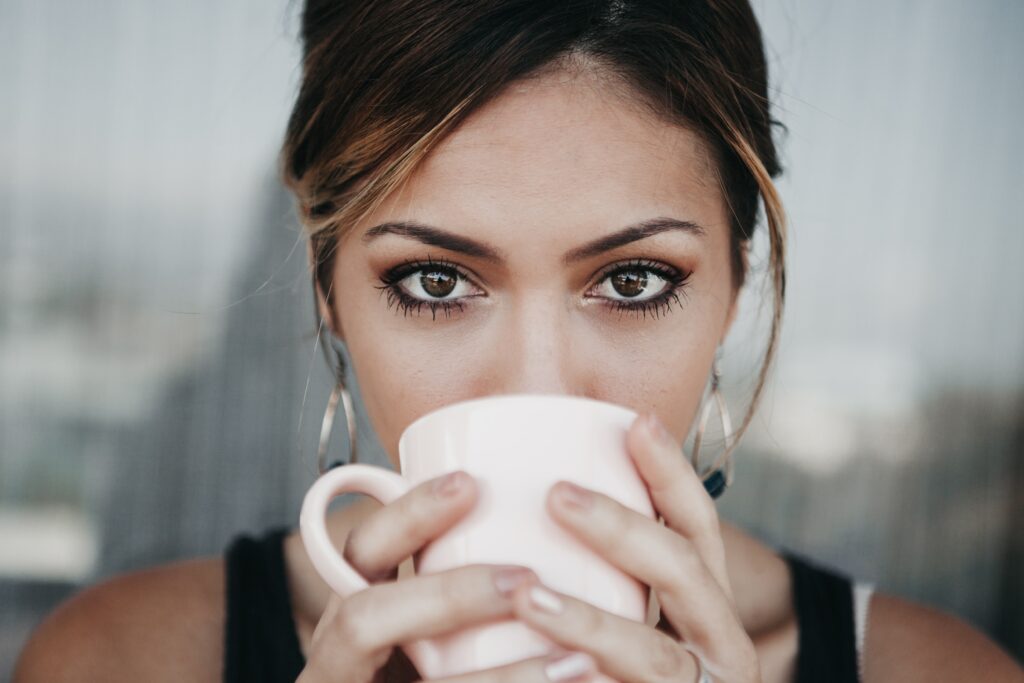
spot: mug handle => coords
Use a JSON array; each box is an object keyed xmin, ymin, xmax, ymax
[
  {"xmin": 299, "ymin": 464, "xmax": 411, "ymax": 597},
  {"xmin": 299, "ymin": 464, "xmax": 446, "ymax": 678}
]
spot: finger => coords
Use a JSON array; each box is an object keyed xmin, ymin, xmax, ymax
[
  {"xmin": 304, "ymin": 563, "xmax": 538, "ymax": 679},
  {"xmin": 343, "ymin": 470, "xmax": 478, "ymax": 582},
  {"xmin": 420, "ymin": 650, "xmax": 599, "ymax": 683},
  {"xmin": 509, "ymin": 582, "xmax": 696, "ymax": 683},
  {"xmin": 545, "ymin": 482, "xmax": 747, "ymax": 663},
  {"xmin": 625, "ymin": 413, "xmax": 730, "ymax": 594}
]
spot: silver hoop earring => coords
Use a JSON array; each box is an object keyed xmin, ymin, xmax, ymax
[
  {"xmin": 318, "ymin": 379, "xmax": 358, "ymax": 474},
  {"xmin": 690, "ymin": 354, "xmax": 735, "ymax": 499}
]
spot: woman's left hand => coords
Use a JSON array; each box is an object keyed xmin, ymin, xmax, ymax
[{"xmin": 422, "ymin": 412, "xmax": 762, "ymax": 683}]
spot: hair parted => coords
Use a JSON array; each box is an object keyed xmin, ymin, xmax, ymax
[{"xmin": 280, "ymin": 0, "xmax": 787, "ymax": 450}]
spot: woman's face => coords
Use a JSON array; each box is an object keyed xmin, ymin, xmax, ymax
[{"xmin": 318, "ymin": 67, "xmax": 742, "ymax": 468}]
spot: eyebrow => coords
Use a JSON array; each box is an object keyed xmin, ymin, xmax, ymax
[{"xmin": 361, "ymin": 217, "xmax": 706, "ymax": 265}]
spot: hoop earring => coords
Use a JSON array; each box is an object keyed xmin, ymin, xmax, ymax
[
  {"xmin": 690, "ymin": 354, "xmax": 736, "ymax": 499},
  {"xmin": 318, "ymin": 378, "xmax": 358, "ymax": 474}
]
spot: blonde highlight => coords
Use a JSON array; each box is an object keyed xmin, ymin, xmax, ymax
[{"xmin": 280, "ymin": 0, "xmax": 789, "ymax": 462}]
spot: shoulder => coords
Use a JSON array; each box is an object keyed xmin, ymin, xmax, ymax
[
  {"xmin": 13, "ymin": 557, "xmax": 225, "ymax": 683},
  {"xmin": 863, "ymin": 591, "xmax": 1024, "ymax": 682},
  {"xmin": 718, "ymin": 522, "xmax": 1024, "ymax": 682}
]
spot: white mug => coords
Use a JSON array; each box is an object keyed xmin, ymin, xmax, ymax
[{"xmin": 300, "ymin": 393, "xmax": 655, "ymax": 680}]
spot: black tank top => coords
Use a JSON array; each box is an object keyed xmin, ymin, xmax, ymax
[{"xmin": 223, "ymin": 526, "xmax": 862, "ymax": 682}]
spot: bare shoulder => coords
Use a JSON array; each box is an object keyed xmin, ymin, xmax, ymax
[
  {"xmin": 13, "ymin": 557, "xmax": 225, "ymax": 683},
  {"xmin": 864, "ymin": 591, "xmax": 1024, "ymax": 682},
  {"xmin": 717, "ymin": 521, "xmax": 1024, "ymax": 682}
]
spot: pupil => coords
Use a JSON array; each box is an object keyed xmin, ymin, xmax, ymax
[
  {"xmin": 421, "ymin": 269, "xmax": 456, "ymax": 297},
  {"xmin": 612, "ymin": 270, "xmax": 647, "ymax": 297}
]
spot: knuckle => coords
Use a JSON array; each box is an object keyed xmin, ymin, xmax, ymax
[
  {"xmin": 436, "ymin": 568, "xmax": 472, "ymax": 612},
  {"xmin": 672, "ymin": 534, "xmax": 703, "ymax": 574},
  {"xmin": 683, "ymin": 618, "xmax": 713, "ymax": 651},
  {"xmin": 332, "ymin": 595, "xmax": 379, "ymax": 657},
  {"xmin": 605, "ymin": 500, "xmax": 634, "ymax": 538},
  {"xmin": 404, "ymin": 490, "xmax": 440, "ymax": 538},
  {"xmin": 648, "ymin": 541, "xmax": 694, "ymax": 602},
  {"xmin": 341, "ymin": 524, "xmax": 371, "ymax": 570},
  {"xmin": 648, "ymin": 635, "xmax": 685, "ymax": 678}
]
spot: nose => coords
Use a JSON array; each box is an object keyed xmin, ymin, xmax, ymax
[{"xmin": 491, "ymin": 290, "xmax": 581, "ymax": 397}]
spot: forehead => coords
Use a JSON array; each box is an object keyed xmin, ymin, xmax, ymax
[{"xmin": 363, "ymin": 68, "xmax": 725, "ymax": 242}]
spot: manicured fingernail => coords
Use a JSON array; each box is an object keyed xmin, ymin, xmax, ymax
[
  {"xmin": 529, "ymin": 585, "xmax": 564, "ymax": 614},
  {"xmin": 646, "ymin": 412, "xmax": 673, "ymax": 445},
  {"xmin": 544, "ymin": 651, "xmax": 596, "ymax": 681},
  {"xmin": 433, "ymin": 471, "xmax": 463, "ymax": 497},
  {"xmin": 556, "ymin": 482, "xmax": 592, "ymax": 509},
  {"xmin": 493, "ymin": 567, "xmax": 536, "ymax": 597}
]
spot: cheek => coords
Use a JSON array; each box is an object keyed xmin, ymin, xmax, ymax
[
  {"xmin": 346, "ymin": 319, "xmax": 718, "ymax": 464},
  {"xmin": 336, "ymin": 281, "xmax": 492, "ymax": 462},
  {"xmin": 343, "ymin": 318, "xmax": 478, "ymax": 465},
  {"xmin": 589, "ymin": 323, "xmax": 717, "ymax": 443}
]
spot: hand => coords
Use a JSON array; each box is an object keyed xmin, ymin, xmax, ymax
[
  {"xmin": 297, "ymin": 471, "xmax": 546, "ymax": 683},
  {"xmin": 419, "ymin": 413, "xmax": 762, "ymax": 683}
]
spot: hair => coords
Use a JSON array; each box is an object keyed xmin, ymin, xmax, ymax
[{"xmin": 281, "ymin": 0, "xmax": 787, "ymax": 457}]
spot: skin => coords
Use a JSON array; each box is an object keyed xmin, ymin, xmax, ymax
[
  {"xmin": 302, "ymin": 63, "xmax": 748, "ymax": 681},
  {"xmin": 321, "ymin": 67, "xmax": 739, "ymax": 461},
  {"xmin": 13, "ymin": 66, "xmax": 1024, "ymax": 682}
]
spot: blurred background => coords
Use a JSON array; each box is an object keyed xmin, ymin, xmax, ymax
[{"xmin": 1, "ymin": 0, "xmax": 1022, "ymax": 676}]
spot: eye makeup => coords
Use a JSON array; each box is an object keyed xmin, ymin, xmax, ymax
[
  {"xmin": 373, "ymin": 254, "xmax": 692, "ymax": 321},
  {"xmin": 586, "ymin": 257, "xmax": 691, "ymax": 320}
]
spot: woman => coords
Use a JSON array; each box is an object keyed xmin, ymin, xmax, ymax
[{"xmin": 14, "ymin": 1, "xmax": 1023, "ymax": 681}]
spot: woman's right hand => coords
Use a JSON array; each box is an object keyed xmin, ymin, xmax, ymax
[{"xmin": 296, "ymin": 470, "xmax": 560, "ymax": 683}]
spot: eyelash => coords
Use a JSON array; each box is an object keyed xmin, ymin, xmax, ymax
[{"xmin": 374, "ymin": 255, "xmax": 691, "ymax": 321}]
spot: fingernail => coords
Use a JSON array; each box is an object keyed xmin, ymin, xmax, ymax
[
  {"xmin": 529, "ymin": 585, "xmax": 564, "ymax": 614},
  {"xmin": 544, "ymin": 651, "xmax": 596, "ymax": 681},
  {"xmin": 555, "ymin": 481, "xmax": 592, "ymax": 509},
  {"xmin": 646, "ymin": 412, "xmax": 673, "ymax": 445},
  {"xmin": 493, "ymin": 567, "xmax": 536, "ymax": 597},
  {"xmin": 433, "ymin": 471, "xmax": 463, "ymax": 497}
]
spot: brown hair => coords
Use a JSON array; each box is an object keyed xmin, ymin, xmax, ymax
[{"xmin": 281, "ymin": 0, "xmax": 787, "ymax": 453}]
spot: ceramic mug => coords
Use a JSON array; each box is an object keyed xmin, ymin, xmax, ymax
[{"xmin": 300, "ymin": 393, "xmax": 656, "ymax": 680}]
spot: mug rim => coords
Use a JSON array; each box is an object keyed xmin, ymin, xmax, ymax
[{"xmin": 399, "ymin": 392, "xmax": 639, "ymax": 445}]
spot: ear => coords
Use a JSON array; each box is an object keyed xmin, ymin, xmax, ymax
[{"xmin": 308, "ymin": 240, "xmax": 345, "ymax": 341}]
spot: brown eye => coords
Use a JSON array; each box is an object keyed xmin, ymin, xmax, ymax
[
  {"xmin": 584, "ymin": 259, "xmax": 690, "ymax": 320},
  {"xmin": 611, "ymin": 270, "xmax": 648, "ymax": 298},
  {"xmin": 375, "ymin": 258, "xmax": 484, "ymax": 320},
  {"xmin": 593, "ymin": 266, "xmax": 668, "ymax": 302},
  {"xmin": 389, "ymin": 263, "xmax": 480, "ymax": 303},
  {"xmin": 420, "ymin": 270, "xmax": 457, "ymax": 297}
]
